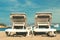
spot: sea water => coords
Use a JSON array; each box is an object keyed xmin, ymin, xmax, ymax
[
  {"xmin": 0, "ymin": 28, "xmax": 11, "ymax": 31},
  {"xmin": 0, "ymin": 25, "xmax": 60, "ymax": 31},
  {"xmin": 51, "ymin": 25, "xmax": 60, "ymax": 31}
]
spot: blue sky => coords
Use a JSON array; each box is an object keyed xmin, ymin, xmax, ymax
[{"xmin": 0, "ymin": 0, "xmax": 60, "ymax": 26}]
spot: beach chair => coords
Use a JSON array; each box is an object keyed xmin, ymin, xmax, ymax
[
  {"xmin": 5, "ymin": 13, "xmax": 29, "ymax": 36},
  {"xmin": 33, "ymin": 12, "xmax": 56, "ymax": 37}
]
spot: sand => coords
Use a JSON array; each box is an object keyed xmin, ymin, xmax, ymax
[{"xmin": 0, "ymin": 31, "xmax": 60, "ymax": 40}]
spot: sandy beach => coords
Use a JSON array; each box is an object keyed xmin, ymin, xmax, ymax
[{"xmin": 0, "ymin": 31, "xmax": 60, "ymax": 40}]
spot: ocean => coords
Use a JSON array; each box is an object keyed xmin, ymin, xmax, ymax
[
  {"xmin": 0, "ymin": 28, "xmax": 11, "ymax": 31},
  {"xmin": 0, "ymin": 24, "xmax": 60, "ymax": 31}
]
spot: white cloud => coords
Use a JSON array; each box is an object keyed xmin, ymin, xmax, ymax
[
  {"xmin": 8, "ymin": 0, "xmax": 41, "ymax": 12},
  {"xmin": 17, "ymin": 0, "xmax": 41, "ymax": 8},
  {"xmin": 9, "ymin": 0, "xmax": 17, "ymax": 2},
  {"xmin": 40, "ymin": 7, "xmax": 60, "ymax": 13}
]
